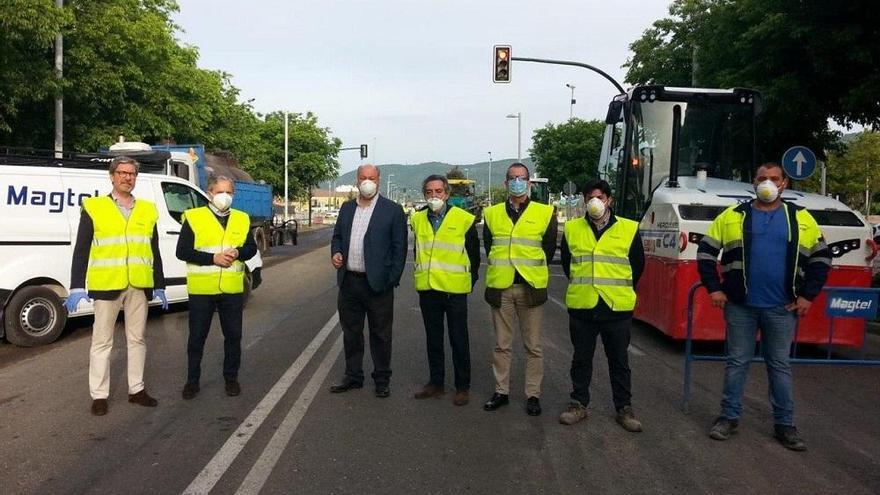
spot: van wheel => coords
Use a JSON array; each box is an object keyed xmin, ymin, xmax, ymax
[{"xmin": 4, "ymin": 286, "xmax": 67, "ymax": 347}]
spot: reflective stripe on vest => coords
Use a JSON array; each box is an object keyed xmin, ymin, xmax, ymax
[
  {"xmin": 411, "ymin": 207, "xmax": 475, "ymax": 294},
  {"xmin": 564, "ymin": 217, "xmax": 638, "ymax": 310},
  {"xmin": 184, "ymin": 207, "xmax": 251, "ymax": 295},
  {"xmin": 82, "ymin": 196, "xmax": 158, "ymax": 291},
  {"xmin": 484, "ymin": 202, "xmax": 553, "ymax": 289}
]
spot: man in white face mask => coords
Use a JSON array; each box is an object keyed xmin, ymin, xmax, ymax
[
  {"xmin": 698, "ymin": 162, "xmax": 830, "ymax": 451},
  {"xmin": 409, "ymin": 175, "xmax": 481, "ymax": 405},
  {"xmin": 558, "ymin": 179, "xmax": 645, "ymax": 432},
  {"xmin": 176, "ymin": 176, "xmax": 258, "ymax": 400},
  {"xmin": 330, "ymin": 164, "xmax": 407, "ymax": 398}
]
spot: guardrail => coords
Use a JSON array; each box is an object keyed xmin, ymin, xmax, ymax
[{"xmin": 681, "ymin": 284, "xmax": 880, "ymax": 413}]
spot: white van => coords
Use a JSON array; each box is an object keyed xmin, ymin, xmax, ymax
[{"xmin": 0, "ymin": 155, "xmax": 262, "ymax": 346}]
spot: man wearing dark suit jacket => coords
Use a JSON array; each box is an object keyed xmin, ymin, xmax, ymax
[{"xmin": 329, "ymin": 164, "xmax": 408, "ymax": 398}]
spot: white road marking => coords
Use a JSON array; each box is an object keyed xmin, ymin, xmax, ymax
[
  {"xmin": 235, "ymin": 335, "xmax": 344, "ymax": 494},
  {"xmin": 548, "ymin": 295, "xmax": 646, "ymax": 356},
  {"xmin": 182, "ymin": 312, "xmax": 339, "ymax": 495}
]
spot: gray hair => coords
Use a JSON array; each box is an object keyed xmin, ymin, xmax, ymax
[
  {"xmin": 422, "ymin": 174, "xmax": 450, "ymax": 194},
  {"xmin": 207, "ymin": 175, "xmax": 236, "ymax": 192},
  {"xmin": 109, "ymin": 156, "xmax": 140, "ymax": 175},
  {"xmin": 356, "ymin": 164, "xmax": 380, "ymax": 178}
]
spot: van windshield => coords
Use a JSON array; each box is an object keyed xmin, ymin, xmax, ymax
[{"xmin": 162, "ymin": 182, "xmax": 208, "ymax": 224}]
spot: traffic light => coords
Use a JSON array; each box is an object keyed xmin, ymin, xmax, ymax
[
  {"xmin": 493, "ymin": 45, "xmax": 511, "ymax": 83},
  {"xmin": 360, "ymin": 144, "xmax": 368, "ymax": 159}
]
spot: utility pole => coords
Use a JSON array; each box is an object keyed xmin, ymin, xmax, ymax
[
  {"xmin": 54, "ymin": 0, "xmax": 64, "ymax": 157},
  {"xmin": 284, "ymin": 111, "xmax": 289, "ymax": 221}
]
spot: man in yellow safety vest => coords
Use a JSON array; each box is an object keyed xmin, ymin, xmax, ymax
[
  {"xmin": 176, "ymin": 175, "xmax": 258, "ymax": 400},
  {"xmin": 482, "ymin": 163, "xmax": 557, "ymax": 416},
  {"xmin": 67, "ymin": 156, "xmax": 167, "ymax": 416},
  {"xmin": 558, "ymin": 179, "xmax": 645, "ymax": 432},
  {"xmin": 410, "ymin": 175, "xmax": 481, "ymax": 406}
]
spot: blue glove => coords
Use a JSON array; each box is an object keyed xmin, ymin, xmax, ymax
[
  {"xmin": 65, "ymin": 291, "xmax": 91, "ymax": 313},
  {"xmin": 153, "ymin": 289, "xmax": 169, "ymax": 310}
]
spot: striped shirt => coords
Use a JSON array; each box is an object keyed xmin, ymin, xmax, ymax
[{"xmin": 346, "ymin": 195, "xmax": 379, "ymax": 272}]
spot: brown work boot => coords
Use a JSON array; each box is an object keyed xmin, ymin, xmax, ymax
[
  {"xmin": 453, "ymin": 390, "xmax": 470, "ymax": 406},
  {"xmin": 128, "ymin": 389, "xmax": 158, "ymax": 407},
  {"xmin": 615, "ymin": 405, "xmax": 643, "ymax": 432},
  {"xmin": 559, "ymin": 400, "xmax": 588, "ymax": 425},
  {"xmin": 414, "ymin": 383, "xmax": 445, "ymax": 399},
  {"xmin": 91, "ymin": 399, "xmax": 108, "ymax": 416}
]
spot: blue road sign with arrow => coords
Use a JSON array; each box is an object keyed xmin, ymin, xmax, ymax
[{"xmin": 781, "ymin": 146, "xmax": 817, "ymax": 180}]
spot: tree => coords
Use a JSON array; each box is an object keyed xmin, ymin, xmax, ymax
[
  {"xmin": 624, "ymin": 0, "xmax": 880, "ymax": 161},
  {"xmin": 250, "ymin": 111, "xmax": 341, "ymax": 202},
  {"xmin": 530, "ymin": 118, "xmax": 605, "ymax": 192},
  {"xmin": 801, "ymin": 131, "xmax": 880, "ymax": 213},
  {"xmin": 0, "ymin": 0, "xmax": 70, "ymax": 134}
]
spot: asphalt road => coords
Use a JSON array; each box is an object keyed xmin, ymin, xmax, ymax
[{"xmin": 1, "ymin": 227, "xmax": 879, "ymax": 494}]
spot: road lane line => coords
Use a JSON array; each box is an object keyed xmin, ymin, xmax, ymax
[
  {"xmin": 548, "ymin": 295, "xmax": 646, "ymax": 356},
  {"xmin": 235, "ymin": 335, "xmax": 344, "ymax": 495},
  {"xmin": 182, "ymin": 312, "xmax": 339, "ymax": 495}
]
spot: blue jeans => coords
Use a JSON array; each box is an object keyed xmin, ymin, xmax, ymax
[{"xmin": 720, "ymin": 302, "xmax": 796, "ymax": 426}]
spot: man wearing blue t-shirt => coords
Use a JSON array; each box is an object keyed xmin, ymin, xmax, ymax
[{"xmin": 697, "ymin": 162, "xmax": 831, "ymax": 451}]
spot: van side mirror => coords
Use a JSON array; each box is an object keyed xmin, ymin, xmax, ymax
[{"xmin": 605, "ymin": 100, "xmax": 624, "ymax": 125}]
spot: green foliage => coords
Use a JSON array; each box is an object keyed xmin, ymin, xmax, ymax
[
  {"xmin": 800, "ymin": 131, "xmax": 880, "ymax": 213},
  {"xmin": 624, "ymin": 0, "xmax": 880, "ymax": 160},
  {"xmin": 0, "ymin": 0, "xmax": 342, "ymax": 201},
  {"xmin": 0, "ymin": 0, "xmax": 71, "ymax": 133},
  {"xmin": 530, "ymin": 118, "xmax": 605, "ymax": 192},
  {"xmin": 247, "ymin": 112, "xmax": 341, "ymax": 201}
]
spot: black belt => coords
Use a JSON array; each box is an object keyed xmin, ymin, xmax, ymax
[{"xmin": 346, "ymin": 271, "xmax": 367, "ymax": 278}]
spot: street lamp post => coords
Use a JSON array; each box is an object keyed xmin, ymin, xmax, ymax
[
  {"xmin": 506, "ymin": 112, "xmax": 521, "ymax": 162},
  {"xmin": 487, "ymin": 151, "xmax": 493, "ymax": 204},
  {"xmin": 387, "ymin": 173, "xmax": 394, "ymax": 201},
  {"xmin": 465, "ymin": 169, "xmax": 469, "ymax": 180},
  {"xmin": 566, "ymin": 83, "xmax": 576, "ymax": 119}
]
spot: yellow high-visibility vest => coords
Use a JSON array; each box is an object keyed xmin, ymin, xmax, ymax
[
  {"xmin": 184, "ymin": 207, "xmax": 250, "ymax": 295},
  {"xmin": 83, "ymin": 196, "xmax": 158, "ymax": 291},
  {"xmin": 564, "ymin": 216, "xmax": 638, "ymax": 310},
  {"xmin": 411, "ymin": 206, "xmax": 475, "ymax": 294},
  {"xmin": 484, "ymin": 201, "xmax": 553, "ymax": 289}
]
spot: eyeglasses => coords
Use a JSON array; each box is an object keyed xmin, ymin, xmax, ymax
[
  {"xmin": 506, "ymin": 175, "xmax": 528, "ymax": 181},
  {"xmin": 113, "ymin": 170, "xmax": 137, "ymax": 178}
]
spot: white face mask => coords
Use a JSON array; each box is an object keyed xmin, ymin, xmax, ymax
[
  {"xmin": 586, "ymin": 197, "xmax": 607, "ymax": 220},
  {"xmin": 755, "ymin": 180, "xmax": 780, "ymax": 203},
  {"xmin": 358, "ymin": 179, "xmax": 378, "ymax": 199},
  {"xmin": 211, "ymin": 192, "xmax": 233, "ymax": 211},
  {"xmin": 426, "ymin": 197, "xmax": 445, "ymax": 212}
]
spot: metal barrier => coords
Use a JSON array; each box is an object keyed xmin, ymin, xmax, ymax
[{"xmin": 681, "ymin": 283, "xmax": 880, "ymax": 413}]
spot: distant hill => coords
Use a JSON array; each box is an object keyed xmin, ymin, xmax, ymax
[{"xmin": 319, "ymin": 158, "xmax": 534, "ymax": 202}]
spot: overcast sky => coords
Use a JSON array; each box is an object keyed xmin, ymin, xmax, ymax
[{"xmin": 173, "ymin": 0, "xmax": 671, "ymax": 173}]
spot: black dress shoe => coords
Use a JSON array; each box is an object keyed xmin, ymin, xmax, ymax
[
  {"xmin": 91, "ymin": 399, "xmax": 108, "ymax": 416},
  {"xmin": 330, "ymin": 379, "xmax": 363, "ymax": 393},
  {"xmin": 225, "ymin": 379, "xmax": 241, "ymax": 397},
  {"xmin": 526, "ymin": 396, "xmax": 542, "ymax": 416},
  {"xmin": 182, "ymin": 383, "xmax": 200, "ymax": 400},
  {"xmin": 128, "ymin": 390, "xmax": 158, "ymax": 407},
  {"xmin": 483, "ymin": 393, "xmax": 509, "ymax": 411},
  {"xmin": 375, "ymin": 384, "xmax": 390, "ymax": 398}
]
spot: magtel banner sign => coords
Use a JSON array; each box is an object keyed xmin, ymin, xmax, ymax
[{"xmin": 825, "ymin": 288, "xmax": 879, "ymax": 319}]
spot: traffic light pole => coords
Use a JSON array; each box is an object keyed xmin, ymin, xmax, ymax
[{"xmin": 511, "ymin": 57, "xmax": 625, "ymax": 94}]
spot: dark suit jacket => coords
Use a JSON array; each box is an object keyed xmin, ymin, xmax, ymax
[{"xmin": 331, "ymin": 195, "xmax": 407, "ymax": 293}]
